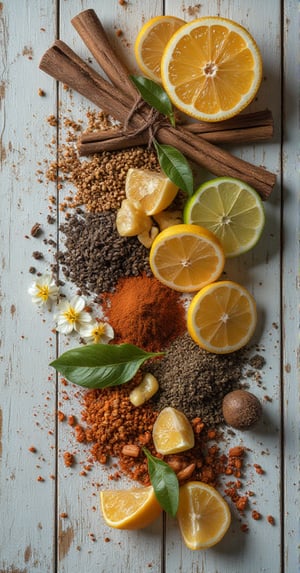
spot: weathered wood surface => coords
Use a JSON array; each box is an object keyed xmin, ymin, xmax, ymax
[{"xmin": 0, "ymin": 1, "xmax": 298, "ymax": 572}]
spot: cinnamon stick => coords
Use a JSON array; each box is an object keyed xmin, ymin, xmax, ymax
[
  {"xmin": 39, "ymin": 40, "xmax": 142, "ymax": 130},
  {"xmin": 78, "ymin": 109, "xmax": 274, "ymax": 154},
  {"xmin": 157, "ymin": 125, "xmax": 276, "ymax": 200},
  {"xmin": 71, "ymin": 9, "xmax": 137, "ymax": 100}
]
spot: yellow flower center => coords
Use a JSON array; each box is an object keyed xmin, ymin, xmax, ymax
[
  {"xmin": 63, "ymin": 307, "xmax": 79, "ymax": 324},
  {"xmin": 92, "ymin": 323, "xmax": 106, "ymax": 343},
  {"xmin": 37, "ymin": 285, "xmax": 50, "ymax": 302}
]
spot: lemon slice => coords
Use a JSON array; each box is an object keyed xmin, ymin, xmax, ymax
[
  {"xmin": 187, "ymin": 280, "xmax": 257, "ymax": 354},
  {"xmin": 184, "ymin": 177, "xmax": 265, "ymax": 257},
  {"xmin": 100, "ymin": 486, "xmax": 162, "ymax": 530},
  {"xmin": 135, "ymin": 15, "xmax": 185, "ymax": 82},
  {"xmin": 149, "ymin": 224, "xmax": 225, "ymax": 292},
  {"xmin": 152, "ymin": 407, "xmax": 195, "ymax": 455},
  {"xmin": 177, "ymin": 481, "xmax": 231, "ymax": 549},
  {"xmin": 161, "ymin": 17, "xmax": 263, "ymax": 121},
  {"xmin": 125, "ymin": 168, "xmax": 179, "ymax": 215}
]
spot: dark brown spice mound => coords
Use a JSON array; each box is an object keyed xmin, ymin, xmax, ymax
[
  {"xmin": 56, "ymin": 210, "xmax": 151, "ymax": 294},
  {"xmin": 147, "ymin": 333, "xmax": 244, "ymax": 425}
]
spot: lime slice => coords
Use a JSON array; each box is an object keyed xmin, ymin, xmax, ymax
[{"xmin": 183, "ymin": 177, "xmax": 265, "ymax": 257}]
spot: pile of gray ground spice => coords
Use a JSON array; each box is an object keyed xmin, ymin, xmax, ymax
[
  {"xmin": 147, "ymin": 332, "xmax": 244, "ymax": 425},
  {"xmin": 56, "ymin": 210, "xmax": 151, "ymax": 294}
]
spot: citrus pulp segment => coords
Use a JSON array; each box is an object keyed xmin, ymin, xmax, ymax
[
  {"xmin": 125, "ymin": 168, "xmax": 179, "ymax": 215},
  {"xmin": 149, "ymin": 224, "xmax": 225, "ymax": 292},
  {"xmin": 161, "ymin": 17, "xmax": 263, "ymax": 121},
  {"xmin": 183, "ymin": 177, "xmax": 265, "ymax": 257},
  {"xmin": 177, "ymin": 481, "xmax": 231, "ymax": 549},
  {"xmin": 187, "ymin": 280, "xmax": 257, "ymax": 354},
  {"xmin": 134, "ymin": 15, "xmax": 185, "ymax": 82},
  {"xmin": 152, "ymin": 406, "xmax": 195, "ymax": 454},
  {"xmin": 100, "ymin": 486, "xmax": 162, "ymax": 530}
]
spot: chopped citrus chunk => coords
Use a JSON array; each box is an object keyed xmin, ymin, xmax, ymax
[
  {"xmin": 177, "ymin": 481, "xmax": 231, "ymax": 549},
  {"xmin": 116, "ymin": 198, "xmax": 152, "ymax": 236},
  {"xmin": 125, "ymin": 168, "xmax": 179, "ymax": 216},
  {"xmin": 149, "ymin": 224, "xmax": 225, "ymax": 292},
  {"xmin": 184, "ymin": 177, "xmax": 265, "ymax": 257},
  {"xmin": 100, "ymin": 485, "xmax": 162, "ymax": 530},
  {"xmin": 152, "ymin": 406, "xmax": 195, "ymax": 454},
  {"xmin": 161, "ymin": 17, "xmax": 263, "ymax": 121},
  {"xmin": 187, "ymin": 280, "xmax": 257, "ymax": 354},
  {"xmin": 135, "ymin": 15, "xmax": 185, "ymax": 82}
]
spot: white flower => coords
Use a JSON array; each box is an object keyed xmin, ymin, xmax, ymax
[
  {"xmin": 28, "ymin": 274, "xmax": 59, "ymax": 308},
  {"xmin": 54, "ymin": 295, "xmax": 92, "ymax": 335},
  {"xmin": 80, "ymin": 320, "xmax": 114, "ymax": 344}
]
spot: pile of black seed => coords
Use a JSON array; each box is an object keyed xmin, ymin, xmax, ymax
[
  {"xmin": 148, "ymin": 333, "xmax": 245, "ymax": 426},
  {"xmin": 56, "ymin": 210, "xmax": 151, "ymax": 294}
]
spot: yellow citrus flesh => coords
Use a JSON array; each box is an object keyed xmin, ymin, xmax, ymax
[
  {"xmin": 177, "ymin": 481, "xmax": 231, "ymax": 550},
  {"xmin": 100, "ymin": 486, "xmax": 162, "ymax": 530},
  {"xmin": 135, "ymin": 15, "xmax": 185, "ymax": 82},
  {"xmin": 161, "ymin": 17, "xmax": 263, "ymax": 121},
  {"xmin": 125, "ymin": 168, "xmax": 179, "ymax": 215},
  {"xmin": 183, "ymin": 177, "xmax": 265, "ymax": 257},
  {"xmin": 187, "ymin": 280, "xmax": 257, "ymax": 354},
  {"xmin": 152, "ymin": 406, "xmax": 195, "ymax": 455},
  {"xmin": 116, "ymin": 199, "xmax": 152, "ymax": 237},
  {"xmin": 149, "ymin": 224, "xmax": 225, "ymax": 292}
]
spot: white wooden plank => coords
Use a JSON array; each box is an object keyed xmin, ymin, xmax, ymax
[
  {"xmin": 282, "ymin": 2, "xmax": 300, "ymax": 572},
  {"xmin": 0, "ymin": 1, "xmax": 58, "ymax": 571},
  {"xmin": 163, "ymin": 1, "xmax": 283, "ymax": 572},
  {"xmin": 55, "ymin": 2, "xmax": 164, "ymax": 571}
]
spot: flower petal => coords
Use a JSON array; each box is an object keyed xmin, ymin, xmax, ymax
[{"xmin": 71, "ymin": 295, "xmax": 86, "ymax": 313}]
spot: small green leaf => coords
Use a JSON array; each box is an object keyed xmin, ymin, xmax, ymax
[
  {"xmin": 50, "ymin": 344, "xmax": 163, "ymax": 389},
  {"xmin": 143, "ymin": 447, "xmax": 179, "ymax": 517},
  {"xmin": 130, "ymin": 75, "xmax": 175, "ymax": 126},
  {"xmin": 153, "ymin": 139, "xmax": 194, "ymax": 197}
]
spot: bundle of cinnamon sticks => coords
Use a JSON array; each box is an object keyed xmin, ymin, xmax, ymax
[{"xmin": 39, "ymin": 9, "xmax": 276, "ymax": 200}]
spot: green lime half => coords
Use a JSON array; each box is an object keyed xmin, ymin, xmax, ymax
[{"xmin": 183, "ymin": 177, "xmax": 265, "ymax": 257}]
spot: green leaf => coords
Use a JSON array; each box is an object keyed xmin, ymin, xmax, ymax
[
  {"xmin": 143, "ymin": 447, "xmax": 179, "ymax": 517},
  {"xmin": 153, "ymin": 139, "xmax": 194, "ymax": 197},
  {"xmin": 50, "ymin": 344, "xmax": 163, "ymax": 389},
  {"xmin": 130, "ymin": 75, "xmax": 175, "ymax": 126}
]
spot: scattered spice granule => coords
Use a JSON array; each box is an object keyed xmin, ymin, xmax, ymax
[
  {"xmin": 47, "ymin": 115, "xmax": 58, "ymax": 127},
  {"xmin": 267, "ymin": 515, "xmax": 275, "ymax": 525},
  {"xmin": 249, "ymin": 354, "xmax": 266, "ymax": 369},
  {"xmin": 37, "ymin": 476, "xmax": 45, "ymax": 482},
  {"xmin": 68, "ymin": 415, "xmax": 76, "ymax": 426},
  {"xmin": 253, "ymin": 463, "xmax": 265, "ymax": 474},
  {"xmin": 63, "ymin": 452, "xmax": 74, "ymax": 467},
  {"xmin": 38, "ymin": 88, "xmax": 46, "ymax": 97},
  {"xmin": 57, "ymin": 411, "xmax": 65, "ymax": 422},
  {"xmin": 32, "ymin": 251, "xmax": 43, "ymax": 260},
  {"xmin": 60, "ymin": 512, "xmax": 68, "ymax": 518},
  {"xmin": 264, "ymin": 395, "xmax": 273, "ymax": 402},
  {"xmin": 116, "ymin": 29, "xmax": 123, "ymax": 37},
  {"xmin": 252, "ymin": 510, "xmax": 262, "ymax": 520},
  {"xmin": 29, "ymin": 266, "xmax": 36, "ymax": 274},
  {"xmin": 30, "ymin": 222, "xmax": 42, "ymax": 237},
  {"xmin": 104, "ymin": 537, "xmax": 110, "ymax": 543},
  {"xmin": 241, "ymin": 523, "xmax": 249, "ymax": 533}
]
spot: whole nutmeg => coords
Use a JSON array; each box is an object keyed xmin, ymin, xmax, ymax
[{"xmin": 222, "ymin": 390, "xmax": 262, "ymax": 430}]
